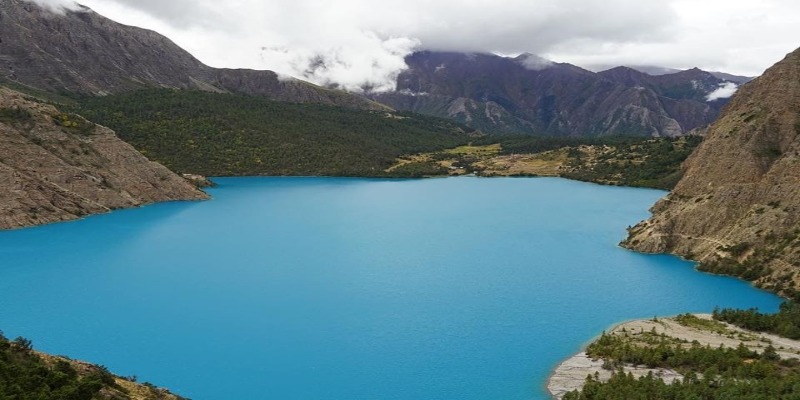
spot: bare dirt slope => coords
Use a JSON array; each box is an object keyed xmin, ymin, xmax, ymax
[
  {"xmin": 622, "ymin": 47, "xmax": 800, "ymax": 294},
  {"xmin": 0, "ymin": 86, "xmax": 207, "ymax": 229}
]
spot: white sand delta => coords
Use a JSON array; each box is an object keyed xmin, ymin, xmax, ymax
[{"xmin": 547, "ymin": 314, "xmax": 800, "ymax": 399}]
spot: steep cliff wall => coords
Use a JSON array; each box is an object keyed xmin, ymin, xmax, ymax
[
  {"xmin": 623, "ymin": 47, "xmax": 800, "ymax": 295},
  {"xmin": 0, "ymin": 87, "xmax": 207, "ymax": 229}
]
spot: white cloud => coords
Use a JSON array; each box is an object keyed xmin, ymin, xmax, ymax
[
  {"xmin": 74, "ymin": 0, "xmax": 800, "ymax": 90},
  {"xmin": 27, "ymin": 0, "xmax": 81, "ymax": 14},
  {"xmin": 75, "ymin": 0, "xmax": 677, "ymax": 92},
  {"xmin": 259, "ymin": 35, "xmax": 420, "ymax": 93},
  {"xmin": 706, "ymin": 82, "xmax": 739, "ymax": 101},
  {"xmin": 517, "ymin": 53, "xmax": 555, "ymax": 71},
  {"xmin": 548, "ymin": 0, "xmax": 800, "ymax": 77}
]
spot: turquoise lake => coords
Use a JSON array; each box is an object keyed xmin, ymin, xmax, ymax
[{"xmin": 0, "ymin": 177, "xmax": 782, "ymax": 399}]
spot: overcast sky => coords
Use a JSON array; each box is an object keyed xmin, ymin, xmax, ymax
[{"xmin": 35, "ymin": 0, "xmax": 800, "ymax": 92}]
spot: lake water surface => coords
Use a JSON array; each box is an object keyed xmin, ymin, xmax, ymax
[{"xmin": 0, "ymin": 177, "xmax": 782, "ymax": 399}]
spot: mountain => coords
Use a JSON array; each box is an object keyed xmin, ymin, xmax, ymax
[
  {"xmin": 708, "ymin": 71, "xmax": 755, "ymax": 85},
  {"xmin": 588, "ymin": 64, "xmax": 683, "ymax": 76},
  {"xmin": 622, "ymin": 47, "xmax": 800, "ymax": 296},
  {"xmin": 599, "ymin": 67, "xmax": 723, "ymax": 102},
  {"xmin": 371, "ymin": 51, "xmax": 734, "ymax": 137},
  {"xmin": 0, "ymin": 85, "xmax": 207, "ymax": 229},
  {"xmin": 589, "ymin": 64, "xmax": 755, "ymax": 84},
  {"xmin": 0, "ymin": 0, "xmax": 384, "ymax": 110}
]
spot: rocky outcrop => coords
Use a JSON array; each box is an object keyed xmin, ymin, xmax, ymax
[
  {"xmin": 371, "ymin": 51, "xmax": 730, "ymax": 137},
  {"xmin": 622, "ymin": 47, "xmax": 800, "ymax": 294},
  {"xmin": 0, "ymin": 86, "xmax": 207, "ymax": 229},
  {"xmin": 0, "ymin": 0, "xmax": 385, "ymax": 110}
]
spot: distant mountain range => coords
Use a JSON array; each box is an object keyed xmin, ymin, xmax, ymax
[
  {"xmin": 370, "ymin": 51, "xmax": 747, "ymax": 136},
  {"xmin": 586, "ymin": 64, "xmax": 754, "ymax": 84},
  {"xmin": 1, "ymin": 0, "xmax": 754, "ymax": 138}
]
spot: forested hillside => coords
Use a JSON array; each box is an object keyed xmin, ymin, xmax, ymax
[{"xmin": 74, "ymin": 90, "xmax": 478, "ymax": 176}]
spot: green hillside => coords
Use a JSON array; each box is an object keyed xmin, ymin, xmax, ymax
[{"xmin": 73, "ymin": 90, "xmax": 478, "ymax": 177}]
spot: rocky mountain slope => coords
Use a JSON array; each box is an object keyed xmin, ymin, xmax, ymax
[
  {"xmin": 371, "ymin": 51, "xmax": 735, "ymax": 137},
  {"xmin": 622, "ymin": 47, "xmax": 800, "ymax": 295},
  {"xmin": 0, "ymin": 86, "xmax": 207, "ymax": 229},
  {"xmin": 0, "ymin": 0, "xmax": 383, "ymax": 110}
]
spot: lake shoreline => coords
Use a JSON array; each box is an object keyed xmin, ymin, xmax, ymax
[
  {"xmin": 1, "ymin": 176, "xmax": 782, "ymax": 399},
  {"xmin": 546, "ymin": 313, "xmax": 800, "ymax": 399}
]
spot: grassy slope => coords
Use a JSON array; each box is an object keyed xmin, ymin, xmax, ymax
[{"xmin": 386, "ymin": 135, "xmax": 704, "ymax": 189}]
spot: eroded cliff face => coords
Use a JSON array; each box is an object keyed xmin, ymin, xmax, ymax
[
  {"xmin": 622, "ymin": 47, "xmax": 800, "ymax": 295},
  {"xmin": 0, "ymin": 87, "xmax": 207, "ymax": 229}
]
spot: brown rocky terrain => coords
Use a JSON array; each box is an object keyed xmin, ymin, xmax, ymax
[
  {"xmin": 0, "ymin": 86, "xmax": 207, "ymax": 230},
  {"xmin": 622, "ymin": 47, "xmax": 800, "ymax": 295},
  {"xmin": 0, "ymin": 0, "xmax": 385, "ymax": 110}
]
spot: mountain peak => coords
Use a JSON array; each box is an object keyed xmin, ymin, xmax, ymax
[{"xmin": 514, "ymin": 53, "xmax": 555, "ymax": 71}]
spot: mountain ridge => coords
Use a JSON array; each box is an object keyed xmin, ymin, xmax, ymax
[
  {"xmin": 622, "ymin": 46, "xmax": 800, "ymax": 295},
  {"xmin": 0, "ymin": 0, "xmax": 386, "ymax": 110},
  {"xmin": 371, "ymin": 51, "xmax": 736, "ymax": 137},
  {"xmin": 588, "ymin": 64, "xmax": 754, "ymax": 84}
]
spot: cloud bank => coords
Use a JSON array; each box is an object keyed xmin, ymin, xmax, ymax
[
  {"xmin": 517, "ymin": 53, "xmax": 555, "ymax": 71},
  {"xmin": 76, "ymin": 0, "xmax": 800, "ymax": 92},
  {"xmin": 706, "ymin": 82, "xmax": 739, "ymax": 101},
  {"xmin": 28, "ymin": 0, "xmax": 81, "ymax": 14},
  {"xmin": 259, "ymin": 35, "xmax": 420, "ymax": 92},
  {"xmin": 76, "ymin": 0, "xmax": 675, "ymax": 92}
]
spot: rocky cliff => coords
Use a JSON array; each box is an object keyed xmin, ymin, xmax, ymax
[
  {"xmin": 371, "ymin": 51, "xmax": 729, "ymax": 137},
  {"xmin": 622, "ymin": 47, "xmax": 800, "ymax": 295},
  {"xmin": 0, "ymin": 86, "xmax": 207, "ymax": 229},
  {"xmin": 0, "ymin": 0, "xmax": 384, "ymax": 110}
]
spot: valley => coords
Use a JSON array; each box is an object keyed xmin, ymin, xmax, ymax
[{"xmin": 0, "ymin": 0, "xmax": 798, "ymax": 399}]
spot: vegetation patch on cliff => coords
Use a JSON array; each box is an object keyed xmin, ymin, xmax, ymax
[
  {"xmin": 0, "ymin": 331, "xmax": 183, "ymax": 400},
  {"xmin": 699, "ymin": 229, "xmax": 800, "ymax": 296}
]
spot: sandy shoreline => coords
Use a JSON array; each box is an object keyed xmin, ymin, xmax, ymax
[{"xmin": 546, "ymin": 314, "xmax": 800, "ymax": 399}]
